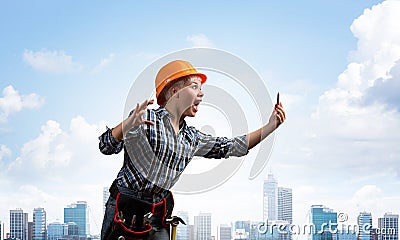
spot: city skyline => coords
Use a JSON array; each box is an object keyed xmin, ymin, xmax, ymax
[
  {"xmin": 1, "ymin": 205, "xmax": 398, "ymax": 240},
  {"xmin": 2, "ymin": 179, "xmax": 398, "ymax": 240},
  {"xmin": 1, "ymin": 0, "xmax": 400, "ymax": 237}
]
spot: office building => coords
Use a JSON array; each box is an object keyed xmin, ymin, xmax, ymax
[
  {"xmin": 10, "ymin": 209, "xmax": 28, "ymax": 240},
  {"xmin": 194, "ymin": 213, "xmax": 211, "ymax": 240},
  {"xmin": 47, "ymin": 222, "xmax": 66, "ymax": 240},
  {"xmin": 1, "ymin": 221, "xmax": 5, "ymax": 240},
  {"xmin": 177, "ymin": 211, "xmax": 190, "ymax": 240},
  {"xmin": 1, "ymin": 221, "xmax": 4, "ymax": 240},
  {"xmin": 28, "ymin": 222, "xmax": 33, "ymax": 240},
  {"xmin": 64, "ymin": 201, "xmax": 88, "ymax": 237},
  {"xmin": 233, "ymin": 228, "xmax": 247, "ymax": 240},
  {"xmin": 66, "ymin": 222, "xmax": 79, "ymax": 236},
  {"xmin": 263, "ymin": 174, "xmax": 293, "ymax": 225},
  {"xmin": 371, "ymin": 228, "xmax": 379, "ymax": 240},
  {"xmin": 249, "ymin": 221, "xmax": 266, "ymax": 240},
  {"xmin": 235, "ymin": 221, "xmax": 251, "ymax": 235},
  {"xmin": 33, "ymin": 208, "xmax": 46, "ymax": 240},
  {"xmin": 263, "ymin": 174, "xmax": 278, "ymax": 221},
  {"xmin": 219, "ymin": 224, "xmax": 232, "ymax": 240},
  {"xmin": 188, "ymin": 224, "xmax": 195, "ymax": 240},
  {"xmin": 378, "ymin": 213, "xmax": 398, "ymax": 240},
  {"xmin": 309, "ymin": 205, "xmax": 337, "ymax": 240},
  {"xmin": 278, "ymin": 187, "xmax": 293, "ymax": 224},
  {"xmin": 358, "ymin": 212, "xmax": 372, "ymax": 240},
  {"xmin": 337, "ymin": 229, "xmax": 357, "ymax": 240}
]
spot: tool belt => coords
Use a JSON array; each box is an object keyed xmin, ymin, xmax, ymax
[{"xmin": 107, "ymin": 181, "xmax": 174, "ymax": 240}]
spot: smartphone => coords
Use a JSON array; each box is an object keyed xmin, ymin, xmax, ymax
[{"xmin": 277, "ymin": 92, "xmax": 280, "ymax": 105}]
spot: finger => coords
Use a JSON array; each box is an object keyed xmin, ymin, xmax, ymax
[
  {"xmin": 137, "ymin": 109, "xmax": 146, "ymax": 118},
  {"xmin": 276, "ymin": 111, "xmax": 282, "ymax": 121},
  {"xmin": 133, "ymin": 103, "xmax": 140, "ymax": 116},
  {"xmin": 281, "ymin": 109, "xmax": 286, "ymax": 120},
  {"xmin": 277, "ymin": 109, "xmax": 285, "ymax": 122},
  {"xmin": 277, "ymin": 109, "xmax": 285, "ymax": 120},
  {"xmin": 275, "ymin": 104, "xmax": 284, "ymax": 111},
  {"xmin": 138, "ymin": 99, "xmax": 154, "ymax": 113},
  {"xmin": 144, "ymin": 120, "xmax": 155, "ymax": 125},
  {"xmin": 276, "ymin": 106, "xmax": 286, "ymax": 120},
  {"xmin": 276, "ymin": 113, "xmax": 283, "ymax": 125},
  {"xmin": 139, "ymin": 100, "xmax": 148, "ymax": 111}
]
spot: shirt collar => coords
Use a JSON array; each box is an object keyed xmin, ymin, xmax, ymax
[
  {"xmin": 155, "ymin": 106, "xmax": 187, "ymax": 130},
  {"xmin": 155, "ymin": 106, "xmax": 171, "ymax": 119}
]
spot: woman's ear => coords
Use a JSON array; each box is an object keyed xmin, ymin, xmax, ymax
[{"xmin": 170, "ymin": 87, "xmax": 179, "ymax": 98}]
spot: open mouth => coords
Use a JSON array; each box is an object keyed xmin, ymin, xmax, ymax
[{"xmin": 193, "ymin": 100, "xmax": 202, "ymax": 112}]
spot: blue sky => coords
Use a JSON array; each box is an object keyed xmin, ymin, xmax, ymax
[{"xmin": 1, "ymin": 0, "xmax": 399, "ymax": 237}]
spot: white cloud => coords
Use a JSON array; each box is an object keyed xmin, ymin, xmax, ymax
[
  {"xmin": 308, "ymin": 0, "xmax": 400, "ymax": 176},
  {"xmin": 91, "ymin": 53, "xmax": 116, "ymax": 74},
  {"xmin": 336, "ymin": 185, "xmax": 399, "ymax": 226},
  {"xmin": 23, "ymin": 49, "xmax": 83, "ymax": 73},
  {"xmin": 187, "ymin": 34, "xmax": 215, "ymax": 48},
  {"xmin": 320, "ymin": 0, "xmax": 400, "ymax": 104},
  {"xmin": 0, "ymin": 144, "xmax": 11, "ymax": 165},
  {"xmin": 0, "ymin": 85, "xmax": 45, "ymax": 123},
  {"xmin": 350, "ymin": 1, "xmax": 400, "ymax": 72},
  {"xmin": 351, "ymin": 185, "xmax": 382, "ymax": 210},
  {"xmin": 8, "ymin": 120, "xmax": 69, "ymax": 172},
  {"xmin": 5, "ymin": 117, "xmax": 120, "ymax": 185},
  {"xmin": 0, "ymin": 116, "xmax": 122, "ymax": 230}
]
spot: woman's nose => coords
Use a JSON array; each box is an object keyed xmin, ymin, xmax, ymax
[{"xmin": 198, "ymin": 89, "xmax": 204, "ymax": 97}]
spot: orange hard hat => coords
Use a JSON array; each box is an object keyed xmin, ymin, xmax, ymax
[{"xmin": 155, "ymin": 60, "xmax": 207, "ymax": 105}]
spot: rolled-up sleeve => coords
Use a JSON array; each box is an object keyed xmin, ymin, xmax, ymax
[
  {"xmin": 194, "ymin": 130, "xmax": 249, "ymax": 159},
  {"xmin": 98, "ymin": 127, "xmax": 124, "ymax": 155}
]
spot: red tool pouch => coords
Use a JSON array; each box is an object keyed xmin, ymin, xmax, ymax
[
  {"xmin": 152, "ymin": 191, "xmax": 174, "ymax": 228},
  {"xmin": 108, "ymin": 191, "xmax": 174, "ymax": 240}
]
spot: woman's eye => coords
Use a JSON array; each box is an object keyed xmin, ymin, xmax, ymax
[{"xmin": 192, "ymin": 85, "xmax": 198, "ymax": 89}]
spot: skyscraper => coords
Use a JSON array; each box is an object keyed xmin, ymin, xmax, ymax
[
  {"xmin": 33, "ymin": 208, "xmax": 46, "ymax": 240},
  {"xmin": 189, "ymin": 225, "xmax": 195, "ymax": 240},
  {"xmin": 234, "ymin": 220, "xmax": 251, "ymax": 239},
  {"xmin": 235, "ymin": 221, "xmax": 251, "ymax": 234},
  {"xmin": 263, "ymin": 174, "xmax": 278, "ymax": 221},
  {"xmin": 249, "ymin": 221, "xmax": 270, "ymax": 240},
  {"xmin": 1, "ymin": 221, "xmax": 4, "ymax": 240},
  {"xmin": 337, "ymin": 229, "xmax": 357, "ymax": 240},
  {"xmin": 219, "ymin": 224, "xmax": 232, "ymax": 240},
  {"xmin": 28, "ymin": 222, "xmax": 33, "ymax": 240},
  {"xmin": 358, "ymin": 212, "xmax": 372, "ymax": 240},
  {"xmin": 64, "ymin": 201, "xmax": 88, "ymax": 237},
  {"xmin": 10, "ymin": 209, "xmax": 28, "ymax": 240},
  {"xmin": 278, "ymin": 187, "xmax": 293, "ymax": 224},
  {"xmin": 309, "ymin": 205, "xmax": 337, "ymax": 240},
  {"xmin": 194, "ymin": 213, "xmax": 211, "ymax": 240},
  {"xmin": 47, "ymin": 222, "xmax": 66, "ymax": 240},
  {"xmin": 177, "ymin": 211, "xmax": 190, "ymax": 240},
  {"xmin": 65, "ymin": 222, "xmax": 79, "ymax": 236},
  {"xmin": 378, "ymin": 213, "xmax": 398, "ymax": 240},
  {"xmin": 263, "ymin": 174, "xmax": 293, "ymax": 225}
]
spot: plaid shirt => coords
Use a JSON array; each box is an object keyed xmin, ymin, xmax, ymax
[{"xmin": 99, "ymin": 107, "xmax": 248, "ymax": 194}]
